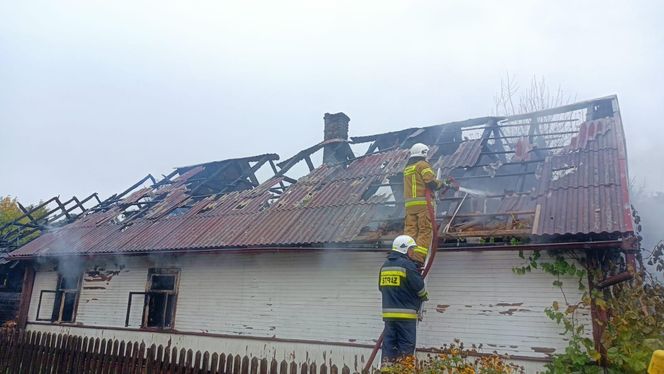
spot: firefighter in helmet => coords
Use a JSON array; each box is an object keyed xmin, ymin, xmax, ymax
[
  {"xmin": 379, "ymin": 235, "xmax": 429, "ymax": 363},
  {"xmin": 403, "ymin": 143, "xmax": 456, "ymax": 265}
]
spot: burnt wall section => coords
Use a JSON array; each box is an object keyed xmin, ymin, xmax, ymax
[
  {"xmin": 0, "ymin": 292, "xmax": 20, "ymax": 324},
  {"xmin": 0, "ymin": 263, "xmax": 24, "ymax": 324}
]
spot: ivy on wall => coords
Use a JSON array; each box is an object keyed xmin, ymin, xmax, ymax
[{"xmin": 512, "ymin": 219, "xmax": 664, "ymax": 374}]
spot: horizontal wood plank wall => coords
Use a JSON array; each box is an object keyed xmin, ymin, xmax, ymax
[
  {"xmin": 25, "ymin": 250, "xmax": 588, "ymax": 365},
  {"xmin": 421, "ymin": 250, "xmax": 592, "ymax": 357},
  {"xmin": 28, "ymin": 270, "xmax": 57, "ymax": 322},
  {"xmin": 174, "ymin": 252, "xmax": 384, "ymax": 343}
]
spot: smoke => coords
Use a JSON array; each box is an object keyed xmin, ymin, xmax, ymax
[
  {"xmin": 40, "ymin": 229, "xmax": 88, "ymax": 278},
  {"xmin": 318, "ymin": 243, "xmax": 352, "ymax": 267},
  {"xmin": 55, "ymin": 255, "xmax": 86, "ymax": 279},
  {"xmin": 631, "ymin": 189, "xmax": 664, "ymax": 280}
]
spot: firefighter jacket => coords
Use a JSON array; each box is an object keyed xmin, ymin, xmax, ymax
[
  {"xmin": 403, "ymin": 157, "xmax": 441, "ymax": 213},
  {"xmin": 379, "ymin": 252, "xmax": 428, "ymax": 320}
]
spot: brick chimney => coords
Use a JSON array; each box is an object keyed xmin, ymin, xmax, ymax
[
  {"xmin": 323, "ymin": 112, "xmax": 350, "ymax": 141},
  {"xmin": 322, "ymin": 112, "xmax": 353, "ymax": 165}
]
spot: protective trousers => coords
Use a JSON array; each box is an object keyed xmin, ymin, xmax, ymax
[
  {"xmin": 403, "ymin": 208, "xmax": 432, "ymax": 264},
  {"xmin": 381, "ymin": 320, "xmax": 417, "ymax": 362}
]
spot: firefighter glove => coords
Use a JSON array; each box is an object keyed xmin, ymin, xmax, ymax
[{"xmin": 444, "ymin": 178, "xmax": 460, "ymax": 191}]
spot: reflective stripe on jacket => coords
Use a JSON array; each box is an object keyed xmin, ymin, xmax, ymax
[
  {"xmin": 403, "ymin": 159, "xmax": 437, "ymax": 209},
  {"xmin": 379, "ymin": 252, "xmax": 428, "ymax": 320}
]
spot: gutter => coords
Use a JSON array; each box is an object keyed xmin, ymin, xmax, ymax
[{"xmin": 7, "ymin": 239, "xmax": 628, "ymax": 261}]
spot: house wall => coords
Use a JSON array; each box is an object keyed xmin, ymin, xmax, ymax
[
  {"xmin": 0, "ymin": 265, "xmax": 24, "ymax": 324},
  {"xmin": 0, "ymin": 291, "xmax": 20, "ymax": 324},
  {"xmin": 28, "ymin": 268, "xmax": 57, "ymax": 322},
  {"xmin": 25, "ymin": 250, "xmax": 591, "ymax": 372}
]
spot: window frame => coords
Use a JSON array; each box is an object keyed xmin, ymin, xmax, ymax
[
  {"xmin": 141, "ymin": 268, "xmax": 180, "ymax": 330},
  {"xmin": 48, "ymin": 272, "xmax": 82, "ymax": 323}
]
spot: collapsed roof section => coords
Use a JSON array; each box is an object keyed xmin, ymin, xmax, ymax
[
  {"xmin": 432, "ymin": 96, "xmax": 633, "ymax": 241},
  {"xmin": 8, "ymin": 96, "xmax": 634, "ymax": 258},
  {"xmin": 0, "ymin": 193, "xmax": 103, "ymax": 254}
]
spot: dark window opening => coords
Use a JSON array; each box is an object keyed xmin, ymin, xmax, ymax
[
  {"xmin": 50, "ymin": 273, "xmax": 81, "ymax": 323},
  {"xmin": 143, "ymin": 268, "xmax": 179, "ymax": 329},
  {"xmin": 0, "ymin": 273, "xmax": 8, "ymax": 289},
  {"xmin": 151, "ymin": 274, "xmax": 176, "ymax": 290}
]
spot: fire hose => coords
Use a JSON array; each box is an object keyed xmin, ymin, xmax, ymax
[{"xmin": 363, "ymin": 187, "xmax": 468, "ymax": 372}]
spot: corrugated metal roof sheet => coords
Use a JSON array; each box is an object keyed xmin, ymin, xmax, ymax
[
  {"xmin": 9, "ymin": 149, "xmax": 408, "ymax": 257},
  {"xmin": 495, "ymin": 193, "xmax": 536, "ymax": 213},
  {"xmin": 435, "ymin": 139, "xmax": 483, "ymax": 174},
  {"xmin": 8, "ymin": 99, "xmax": 635, "ymax": 257},
  {"xmin": 534, "ymin": 117, "xmax": 633, "ymax": 236},
  {"xmin": 536, "ymin": 185, "xmax": 629, "ymax": 236}
]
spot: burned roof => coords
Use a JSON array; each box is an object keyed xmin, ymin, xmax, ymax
[{"xmin": 8, "ymin": 95, "xmax": 634, "ymax": 258}]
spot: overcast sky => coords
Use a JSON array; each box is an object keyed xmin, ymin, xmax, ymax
[{"xmin": 1, "ymin": 0, "xmax": 663, "ymax": 205}]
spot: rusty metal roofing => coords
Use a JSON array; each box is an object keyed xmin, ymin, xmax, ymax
[
  {"xmin": 8, "ymin": 96, "xmax": 634, "ymax": 258},
  {"xmin": 434, "ymin": 139, "xmax": 483, "ymax": 174},
  {"xmin": 9, "ymin": 149, "xmax": 409, "ymax": 257},
  {"xmin": 533, "ymin": 117, "xmax": 633, "ymax": 236}
]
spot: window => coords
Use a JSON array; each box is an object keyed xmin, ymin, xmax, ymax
[
  {"xmin": 51, "ymin": 273, "xmax": 81, "ymax": 323},
  {"xmin": 143, "ymin": 268, "xmax": 179, "ymax": 329}
]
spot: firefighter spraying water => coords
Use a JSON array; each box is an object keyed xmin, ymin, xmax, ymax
[
  {"xmin": 402, "ymin": 143, "xmax": 459, "ymax": 266},
  {"xmin": 369, "ymin": 143, "xmax": 468, "ymax": 368}
]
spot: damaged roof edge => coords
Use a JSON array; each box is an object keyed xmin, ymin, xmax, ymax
[
  {"xmin": 502, "ymin": 95, "xmax": 618, "ymax": 122},
  {"xmin": 175, "ymin": 153, "xmax": 280, "ymax": 171},
  {"xmin": 350, "ymin": 116, "xmax": 502, "ymax": 144},
  {"xmin": 8, "ymin": 238, "xmax": 629, "ymax": 260}
]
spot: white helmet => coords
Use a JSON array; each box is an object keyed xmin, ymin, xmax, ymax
[
  {"xmin": 409, "ymin": 143, "xmax": 429, "ymax": 158},
  {"xmin": 392, "ymin": 235, "xmax": 417, "ymax": 254}
]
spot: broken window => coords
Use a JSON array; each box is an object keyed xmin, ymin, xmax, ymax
[
  {"xmin": 143, "ymin": 268, "xmax": 179, "ymax": 329},
  {"xmin": 51, "ymin": 273, "xmax": 81, "ymax": 323}
]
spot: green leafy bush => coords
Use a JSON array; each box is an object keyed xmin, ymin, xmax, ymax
[{"xmin": 513, "ymin": 242, "xmax": 664, "ymax": 374}]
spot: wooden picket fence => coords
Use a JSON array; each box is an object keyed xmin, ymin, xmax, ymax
[{"xmin": 0, "ymin": 329, "xmax": 354, "ymax": 374}]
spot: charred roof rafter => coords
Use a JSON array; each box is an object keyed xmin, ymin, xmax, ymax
[
  {"xmin": 0, "ymin": 193, "xmax": 102, "ymax": 253},
  {"xmin": 6, "ymin": 95, "xmax": 634, "ymax": 258},
  {"xmin": 175, "ymin": 153, "xmax": 280, "ymax": 198},
  {"xmin": 122, "ymin": 153, "xmax": 282, "ymax": 222},
  {"xmin": 273, "ymin": 139, "xmax": 356, "ymax": 192}
]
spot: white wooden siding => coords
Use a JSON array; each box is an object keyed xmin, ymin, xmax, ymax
[
  {"xmin": 174, "ymin": 252, "xmax": 383, "ymax": 343},
  {"xmin": 76, "ymin": 261, "xmax": 148, "ymax": 328},
  {"xmin": 26, "ymin": 250, "xmax": 590, "ymax": 371},
  {"xmin": 421, "ymin": 251, "xmax": 592, "ymax": 358},
  {"xmin": 28, "ymin": 269, "xmax": 57, "ymax": 322}
]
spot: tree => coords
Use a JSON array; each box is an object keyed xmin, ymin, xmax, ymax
[
  {"xmin": 0, "ymin": 196, "xmax": 47, "ymax": 249},
  {"xmin": 493, "ymin": 74, "xmax": 575, "ymax": 117},
  {"xmin": 493, "ymin": 74, "xmax": 579, "ymax": 148}
]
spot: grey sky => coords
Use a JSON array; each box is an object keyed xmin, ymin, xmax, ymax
[{"xmin": 1, "ymin": 0, "xmax": 663, "ymax": 205}]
